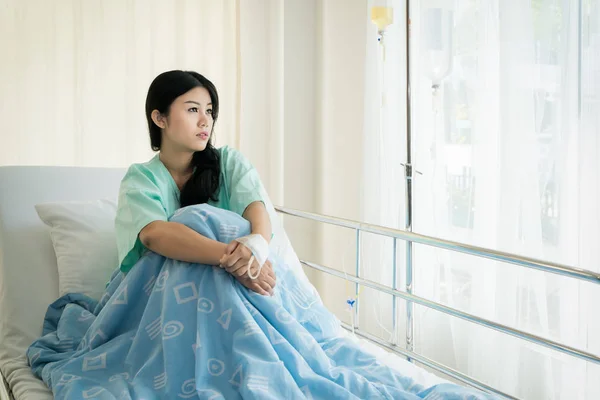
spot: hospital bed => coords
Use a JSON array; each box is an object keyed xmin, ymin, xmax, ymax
[{"xmin": 0, "ymin": 166, "xmax": 598, "ymax": 399}]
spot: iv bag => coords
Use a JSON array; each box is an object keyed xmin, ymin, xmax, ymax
[
  {"xmin": 371, "ymin": 0, "xmax": 394, "ymax": 34},
  {"xmin": 371, "ymin": 0, "xmax": 394, "ymax": 61},
  {"xmin": 420, "ymin": 0, "xmax": 454, "ymax": 88}
]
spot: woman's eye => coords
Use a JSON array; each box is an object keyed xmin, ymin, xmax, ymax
[
  {"xmin": 188, "ymin": 107, "xmax": 198, "ymax": 113},
  {"xmin": 207, "ymin": 109, "xmax": 213, "ymax": 115}
]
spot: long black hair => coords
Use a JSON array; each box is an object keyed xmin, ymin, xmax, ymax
[{"xmin": 145, "ymin": 70, "xmax": 220, "ymax": 207}]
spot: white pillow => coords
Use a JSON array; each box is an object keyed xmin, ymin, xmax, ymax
[{"xmin": 35, "ymin": 199, "xmax": 119, "ymax": 300}]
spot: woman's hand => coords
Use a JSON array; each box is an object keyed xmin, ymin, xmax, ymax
[
  {"xmin": 219, "ymin": 240, "xmax": 254, "ymax": 277},
  {"xmin": 220, "ymin": 240, "xmax": 277, "ymax": 296},
  {"xmin": 235, "ymin": 260, "xmax": 277, "ymax": 296}
]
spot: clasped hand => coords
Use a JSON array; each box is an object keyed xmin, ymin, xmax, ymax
[{"xmin": 219, "ymin": 240, "xmax": 276, "ymax": 296}]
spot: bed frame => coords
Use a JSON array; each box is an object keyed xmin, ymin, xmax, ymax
[{"xmin": 275, "ymin": 206, "xmax": 600, "ymax": 400}]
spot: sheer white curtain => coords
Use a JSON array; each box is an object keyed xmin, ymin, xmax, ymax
[{"xmin": 364, "ymin": 0, "xmax": 600, "ymax": 398}]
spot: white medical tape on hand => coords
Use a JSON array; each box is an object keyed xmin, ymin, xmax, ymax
[{"xmin": 234, "ymin": 234, "xmax": 269, "ymax": 280}]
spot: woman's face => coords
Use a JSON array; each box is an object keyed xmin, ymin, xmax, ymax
[{"xmin": 158, "ymin": 86, "xmax": 214, "ymax": 153}]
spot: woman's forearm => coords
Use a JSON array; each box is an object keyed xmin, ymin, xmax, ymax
[
  {"xmin": 243, "ymin": 201, "xmax": 272, "ymax": 243},
  {"xmin": 139, "ymin": 220, "xmax": 227, "ymax": 265}
]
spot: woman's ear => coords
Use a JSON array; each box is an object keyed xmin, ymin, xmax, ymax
[{"xmin": 151, "ymin": 110, "xmax": 167, "ymax": 129}]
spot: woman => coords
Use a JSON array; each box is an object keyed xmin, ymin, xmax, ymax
[
  {"xmin": 27, "ymin": 70, "xmax": 496, "ymax": 400},
  {"xmin": 115, "ymin": 70, "xmax": 276, "ymax": 296}
]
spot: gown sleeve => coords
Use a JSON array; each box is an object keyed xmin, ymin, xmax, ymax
[
  {"xmin": 115, "ymin": 164, "xmax": 169, "ymax": 273},
  {"xmin": 221, "ymin": 147, "xmax": 268, "ymax": 217}
]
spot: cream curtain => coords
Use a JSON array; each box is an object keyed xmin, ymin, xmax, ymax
[{"xmin": 0, "ymin": 0, "xmax": 239, "ymax": 168}]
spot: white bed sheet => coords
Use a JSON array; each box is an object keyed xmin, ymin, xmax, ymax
[
  {"xmin": 1, "ymin": 371, "xmax": 13, "ymax": 400},
  {"xmin": 2, "ymin": 359, "xmax": 50, "ymax": 400}
]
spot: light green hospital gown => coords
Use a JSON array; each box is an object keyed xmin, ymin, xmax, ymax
[{"xmin": 115, "ymin": 146, "xmax": 266, "ymax": 274}]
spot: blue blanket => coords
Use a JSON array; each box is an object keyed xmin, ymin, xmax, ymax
[{"xmin": 28, "ymin": 204, "xmax": 496, "ymax": 399}]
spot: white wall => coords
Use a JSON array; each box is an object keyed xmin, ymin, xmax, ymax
[
  {"xmin": 281, "ymin": 0, "xmax": 321, "ymax": 283},
  {"xmin": 314, "ymin": 0, "xmax": 368, "ymax": 318}
]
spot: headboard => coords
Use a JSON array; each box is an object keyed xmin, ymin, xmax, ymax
[{"xmin": 0, "ymin": 166, "xmax": 125, "ymax": 399}]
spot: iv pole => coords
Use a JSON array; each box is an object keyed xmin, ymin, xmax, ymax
[
  {"xmin": 404, "ymin": 0, "xmax": 415, "ymax": 362},
  {"xmin": 371, "ymin": 0, "xmax": 415, "ymax": 360}
]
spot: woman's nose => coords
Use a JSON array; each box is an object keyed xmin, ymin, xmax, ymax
[{"xmin": 198, "ymin": 113, "xmax": 208, "ymax": 127}]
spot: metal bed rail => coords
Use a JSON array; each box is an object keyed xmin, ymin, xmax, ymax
[{"xmin": 275, "ymin": 205, "xmax": 600, "ymax": 399}]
